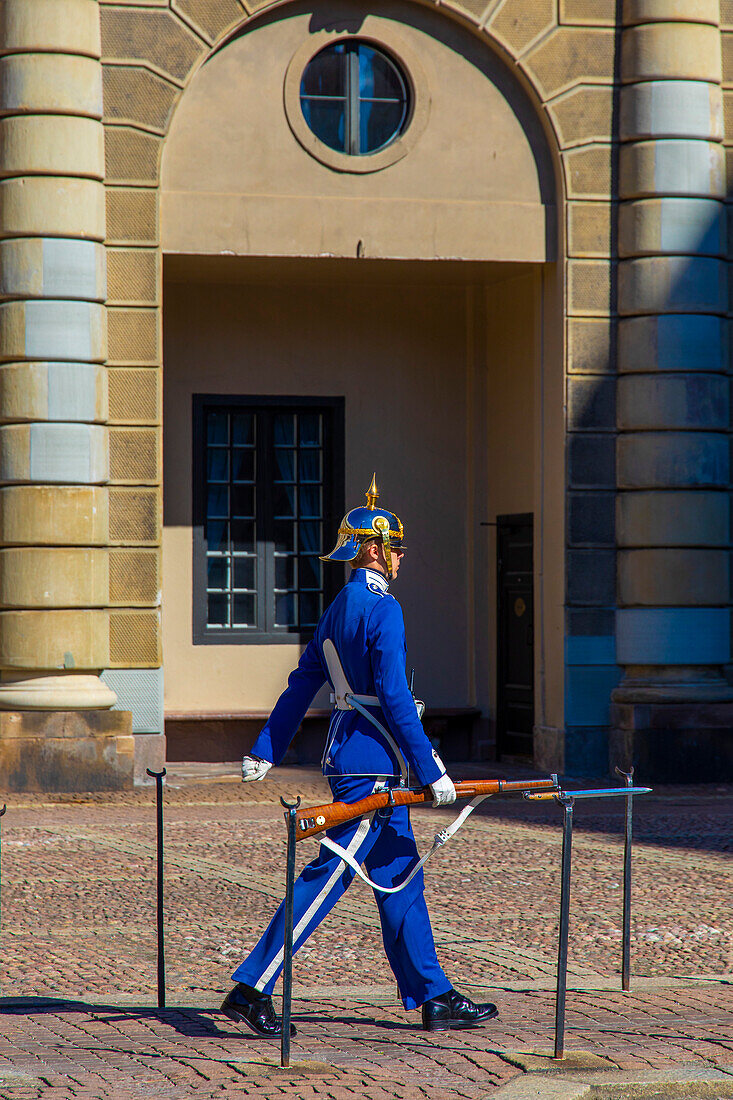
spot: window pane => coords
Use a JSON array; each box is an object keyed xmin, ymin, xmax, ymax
[
  {"xmin": 300, "ymin": 44, "xmax": 346, "ymax": 97},
  {"xmin": 207, "ymin": 448, "xmax": 228, "ymax": 482},
  {"xmin": 231, "ymin": 484, "xmax": 255, "ymax": 517},
  {"xmin": 299, "ymin": 413, "xmax": 321, "ymax": 446},
  {"xmin": 233, "ymin": 556, "xmax": 255, "ymax": 590},
  {"xmin": 275, "ymin": 555, "xmax": 295, "ymax": 590},
  {"xmin": 359, "ymin": 99, "xmax": 405, "ymax": 154},
  {"xmin": 232, "ymin": 413, "xmax": 255, "ymax": 445},
  {"xmin": 358, "ymin": 45, "xmax": 404, "ymax": 100},
  {"xmin": 231, "ymin": 518, "xmax": 255, "ymax": 552},
  {"xmin": 275, "ymin": 592, "xmax": 297, "ymax": 626},
  {"xmin": 233, "ymin": 593, "xmax": 256, "ymax": 627},
  {"xmin": 206, "ymin": 519, "xmax": 228, "ymax": 552},
  {"xmin": 206, "ymin": 412, "xmax": 228, "ymax": 445},
  {"xmin": 208, "ymin": 592, "xmax": 229, "ymax": 626},
  {"xmin": 274, "ymin": 448, "xmax": 295, "ymax": 482},
  {"xmin": 207, "ymin": 557, "xmax": 228, "ymax": 590},
  {"xmin": 273, "ymin": 483, "xmax": 296, "ymax": 518},
  {"xmin": 299, "ymin": 521, "xmax": 322, "ymax": 553},
  {"xmin": 299, "ymin": 450, "xmax": 321, "ymax": 482},
  {"xmin": 299, "ymin": 555, "xmax": 322, "ymax": 590},
  {"xmin": 274, "ymin": 413, "xmax": 296, "ymax": 445},
  {"xmin": 274, "ymin": 520, "xmax": 296, "ymax": 552},
  {"xmin": 299, "ymin": 98, "xmax": 346, "ymax": 153},
  {"xmin": 232, "ymin": 448, "xmax": 255, "ymax": 482},
  {"xmin": 207, "ymin": 484, "xmax": 228, "ymax": 518},
  {"xmin": 299, "ymin": 591, "xmax": 321, "ymax": 626},
  {"xmin": 299, "ymin": 485, "xmax": 321, "ymax": 519}
]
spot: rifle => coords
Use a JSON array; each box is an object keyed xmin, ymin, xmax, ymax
[{"xmin": 292, "ymin": 776, "xmax": 559, "ymax": 841}]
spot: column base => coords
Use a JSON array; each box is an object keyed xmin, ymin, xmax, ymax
[
  {"xmin": 0, "ymin": 710, "xmax": 141, "ymax": 792},
  {"xmin": 0, "ymin": 673, "xmax": 117, "ymax": 710},
  {"xmin": 610, "ymin": 696, "xmax": 733, "ymax": 783}
]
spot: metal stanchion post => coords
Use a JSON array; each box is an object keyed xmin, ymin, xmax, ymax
[
  {"xmin": 615, "ymin": 766, "xmax": 635, "ymax": 992},
  {"xmin": 554, "ymin": 795, "xmax": 574, "ymax": 1060},
  {"xmin": 280, "ymin": 795, "xmax": 300, "ymax": 1069},
  {"xmin": 147, "ymin": 767, "xmax": 167, "ymax": 1009}
]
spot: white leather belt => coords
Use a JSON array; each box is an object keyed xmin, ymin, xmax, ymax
[{"xmin": 330, "ymin": 691, "xmax": 380, "ymax": 710}]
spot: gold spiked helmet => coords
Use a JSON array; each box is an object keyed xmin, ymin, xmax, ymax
[{"xmin": 320, "ymin": 475, "xmax": 405, "ymax": 579}]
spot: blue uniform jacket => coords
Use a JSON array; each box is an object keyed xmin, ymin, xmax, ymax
[{"xmin": 251, "ymin": 568, "xmax": 443, "ymax": 787}]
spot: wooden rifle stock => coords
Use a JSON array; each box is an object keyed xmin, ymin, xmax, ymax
[{"xmin": 292, "ymin": 777, "xmax": 558, "ymax": 841}]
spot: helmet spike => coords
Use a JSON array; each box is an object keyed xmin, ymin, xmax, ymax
[{"xmin": 365, "ymin": 474, "xmax": 379, "ymax": 510}]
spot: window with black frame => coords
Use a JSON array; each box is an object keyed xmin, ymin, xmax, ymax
[{"xmin": 193, "ymin": 397, "xmax": 344, "ymax": 643}]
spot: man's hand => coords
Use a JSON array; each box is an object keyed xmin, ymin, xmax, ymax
[
  {"xmin": 242, "ymin": 755, "xmax": 272, "ymax": 782},
  {"xmin": 430, "ymin": 773, "xmax": 456, "ymax": 807}
]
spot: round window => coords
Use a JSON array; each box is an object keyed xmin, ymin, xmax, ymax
[{"xmin": 300, "ymin": 42, "xmax": 409, "ymax": 157}]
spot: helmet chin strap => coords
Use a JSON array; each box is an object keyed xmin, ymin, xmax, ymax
[{"xmin": 373, "ymin": 516, "xmax": 393, "ymax": 579}]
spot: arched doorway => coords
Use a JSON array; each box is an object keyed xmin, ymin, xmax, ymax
[{"xmin": 158, "ymin": 0, "xmax": 563, "ymax": 764}]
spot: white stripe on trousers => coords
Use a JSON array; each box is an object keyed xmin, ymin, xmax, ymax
[{"xmin": 254, "ymin": 780, "xmax": 381, "ymax": 990}]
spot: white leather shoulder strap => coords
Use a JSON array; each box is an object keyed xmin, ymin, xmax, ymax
[{"xmin": 322, "ymin": 638, "xmax": 352, "ymax": 709}]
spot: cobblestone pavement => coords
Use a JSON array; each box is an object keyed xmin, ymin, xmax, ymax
[{"xmin": 0, "ymin": 764, "xmax": 731, "ymax": 1098}]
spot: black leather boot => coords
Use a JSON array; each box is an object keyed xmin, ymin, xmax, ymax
[
  {"xmin": 421, "ymin": 988, "xmax": 498, "ymax": 1031},
  {"xmin": 220, "ymin": 983, "xmax": 297, "ymax": 1038}
]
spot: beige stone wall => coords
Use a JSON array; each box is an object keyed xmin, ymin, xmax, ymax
[
  {"xmin": 96, "ymin": 0, "xmax": 629, "ymax": 748},
  {"xmin": 162, "ymin": 258, "xmax": 540, "ymax": 719}
]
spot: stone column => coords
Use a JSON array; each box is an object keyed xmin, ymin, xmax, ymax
[
  {"xmin": 611, "ymin": 0, "xmax": 733, "ymax": 780},
  {"xmin": 0, "ymin": 0, "xmax": 138, "ymax": 789}
]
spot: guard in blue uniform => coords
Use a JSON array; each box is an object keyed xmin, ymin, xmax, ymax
[{"xmin": 221, "ymin": 478, "xmax": 498, "ymax": 1037}]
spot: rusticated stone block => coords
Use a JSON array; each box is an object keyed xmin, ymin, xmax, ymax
[
  {"xmin": 0, "ymin": 54, "xmax": 103, "ymax": 118},
  {"xmin": 0, "ymin": 0, "xmax": 102, "ymax": 58},
  {"xmin": 108, "ymin": 608, "xmax": 161, "ymax": 666},
  {"xmin": 107, "ymin": 308, "xmax": 160, "ymax": 364},
  {"xmin": 0, "ymin": 115, "xmax": 104, "ymax": 181},
  {"xmin": 617, "ymin": 431, "xmax": 729, "ymax": 489},
  {"xmin": 549, "ymin": 86, "xmax": 614, "ymax": 148},
  {"xmin": 617, "ymin": 489, "xmax": 729, "ymax": 548},
  {"xmin": 621, "ymin": 23, "xmax": 722, "ymax": 84},
  {"xmin": 0, "ymin": 485, "xmax": 109, "ymax": 547},
  {"xmin": 102, "ymin": 65, "xmax": 179, "ymax": 132},
  {"xmin": 0, "ymin": 178, "xmax": 105, "ymax": 241},
  {"xmin": 108, "ymin": 486, "xmax": 160, "ymax": 544},
  {"xmin": 563, "ymin": 145, "xmax": 612, "ymax": 199},
  {"xmin": 108, "ymin": 367, "xmax": 160, "ymax": 424},
  {"xmin": 619, "ymin": 547, "xmax": 730, "ymax": 606},
  {"xmin": 100, "ymin": 7, "xmax": 205, "ymax": 84},
  {"xmin": 622, "ymin": 0, "xmax": 719, "ymax": 23},
  {"xmin": 488, "ymin": 0, "xmax": 555, "ymax": 56},
  {"xmin": 109, "ymin": 426, "xmax": 160, "ymax": 483},
  {"xmin": 106, "ymin": 188, "xmax": 158, "ymax": 246},
  {"xmin": 560, "ymin": 0, "xmax": 614, "ymax": 22},
  {"xmin": 0, "ymin": 710, "xmax": 134, "ymax": 793},
  {"xmin": 567, "ymin": 259, "xmax": 612, "ymax": 315},
  {"xmin": 109, "ymin": 548, "xmax": 160, "ymax": 604},
  {"xmin": 524, "ymin": 27, "xmax": 614, "ymax": 100},
  {"xmin": 171, "ymin": 0, "xmax": 246, "ymax": 44},
  {"xmin": 107, "ymin": 249, "xmax": 158, "ymax": 305},
  {"xmin": 568, "ymin": 375, "xmax": 616, "ymax": 429},
  {"xmin": 569, "ymin": 433, "xmax": 616, "ymax": 487},
  {"xmin": 618, "ymin": 373, "xmax": 729, "ymax": 431},
  {"xmin": 0, "ymin": 547, "xmax": 108, "ymax": 608},
  {"xmin": 567, "ymin": 318, "xmax": 615, "ymax": 373},
  {"xmin": 105, "ymin": 127, "xmax": 161, "ymax": 185},
  {"xmin": 568, "ymin": 491, "xmax": 615, "ymax": 545},
  {"xmin": 618, "ymin": 255, "xmax": 726, "ymax": 315}
]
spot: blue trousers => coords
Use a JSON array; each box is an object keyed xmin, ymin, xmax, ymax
[{"xmin": 232, "ymin": 776, "xmax": 452, "ymax": 1010}]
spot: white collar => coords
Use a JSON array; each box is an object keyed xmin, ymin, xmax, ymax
[{"xmin": 362, "ymin": 567, "xmax": 389, "ymax": 593}]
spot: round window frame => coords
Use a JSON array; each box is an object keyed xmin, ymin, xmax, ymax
[{"xmin": 284, "ymin": 31, "xmax": 430, "ymax": 174}]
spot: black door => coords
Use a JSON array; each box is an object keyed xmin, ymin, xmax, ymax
[{"xmin": 497, "ymin": 514, "xmax": 534, "ymax": 760}]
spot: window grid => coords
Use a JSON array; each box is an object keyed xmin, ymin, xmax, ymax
[{"xmin": 199, "ymin": 403, "xmax": 334, "ymax": 640}]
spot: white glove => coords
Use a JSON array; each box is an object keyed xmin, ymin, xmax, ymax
[
  {"xmin": 430, "ymin": 773, "xmax": 456, "ymax": 807},
  {"xmin": 242, "ymin": 755, "xmax": 272, "ymax": 782}
]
